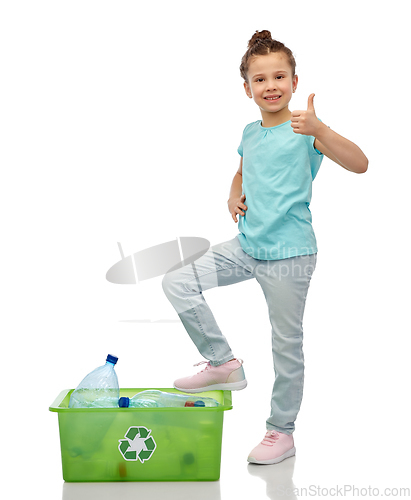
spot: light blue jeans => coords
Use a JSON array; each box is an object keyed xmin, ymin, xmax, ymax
[{"xmin": 162, "ymin": 236, "xmax": 317, "ymax": 434}]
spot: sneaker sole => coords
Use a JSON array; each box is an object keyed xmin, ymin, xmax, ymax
[
  {"xmin": 247, "ymin": 446, "xmax": 296, "ymax": 465},
  {"xmin": 173, "ymin": 379, "xmax": 247, "ymax": 393}
]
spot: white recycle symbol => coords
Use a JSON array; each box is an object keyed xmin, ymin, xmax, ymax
[{"xmin": 118, "ymin": 426, "xmax": 157, "ymax": 463}]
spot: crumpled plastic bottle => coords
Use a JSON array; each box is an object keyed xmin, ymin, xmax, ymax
[
  {"xmin": 118, "ymin": 389, "xmax": 220, "ymax": 408},
  {"xmin": 68, "ymin": 354, "xmax": 119, "ymax": 408}
]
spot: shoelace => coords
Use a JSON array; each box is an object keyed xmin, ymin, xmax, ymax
[
  {"xmin": 193, "ymin": 361, "xmax": 211, "ymax": 373},
  {"xmin": 193, "ymin": 358, "xmax": 244, "ymax": 372},
  {"xmin": 261, "ymin": 430, "xmax": 280, "ymax": 447}
]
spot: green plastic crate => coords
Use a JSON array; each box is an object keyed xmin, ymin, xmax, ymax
[{"xmin": 49, "ymin": 388, "xmax": 233, "ymax": 482}]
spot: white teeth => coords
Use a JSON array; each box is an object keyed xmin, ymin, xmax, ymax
[{"xmin": 265, "ymin": 96, "xmax": 280, "ymax": 100}]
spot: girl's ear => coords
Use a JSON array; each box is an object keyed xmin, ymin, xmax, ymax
[
  {"xmin": 244, "ymin": 81, "xmax": 252, "ymax": 99},
  {"xmin": 292, "ymin": 74, "xmax": 299, "ymax": 93}
]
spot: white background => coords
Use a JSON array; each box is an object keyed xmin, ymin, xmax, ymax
[{"xmin": 2, "ymin": 1, "xmax": 410, "ymax": 498}]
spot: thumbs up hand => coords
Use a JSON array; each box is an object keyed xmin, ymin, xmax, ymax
[{"xmin": 291, "ymin": 93, "xmax": 321, "ymax": 136}]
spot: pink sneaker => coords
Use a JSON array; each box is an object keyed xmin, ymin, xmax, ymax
[
  {"xmin": 173, "ymin": 358, "xmax": 247, "ymax": 393},
  {"xmin": 248, "ymin": 430, "xmax": 296, "ymax": 465}
]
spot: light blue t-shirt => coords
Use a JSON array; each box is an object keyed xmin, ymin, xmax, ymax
[{"xmin": 237, "ymin": 119, "xmax": 323, "ymax": 260}]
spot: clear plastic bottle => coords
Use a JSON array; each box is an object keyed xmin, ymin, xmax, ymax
[
  {"xmin": 68, "ymin": 354, "xmax": 120, "ymax": 408},
  {"xmin": 118, "ymin": 390, "xmax": 220, "ymax": 408}
]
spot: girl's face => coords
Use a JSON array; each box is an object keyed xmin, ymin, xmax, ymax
[{"xmin": 244, "ymin": 52, "xmax": 298, "ymax": 119}]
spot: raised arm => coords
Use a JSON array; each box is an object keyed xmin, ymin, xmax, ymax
[{"xmin": 291, "ymin": 94, "xmax": 369, "ymax": 174}]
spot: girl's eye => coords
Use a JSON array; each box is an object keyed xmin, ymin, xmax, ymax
[{"xmin": 255, "ymin": 76, "xmax": 284, "ymax": 82}]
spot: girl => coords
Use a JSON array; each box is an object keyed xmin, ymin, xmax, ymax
[{"xmin": 162, "ymin": 30, "xmax": 368, "ymax": 465}]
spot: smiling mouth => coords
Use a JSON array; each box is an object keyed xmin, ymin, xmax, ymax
[{"xmin": 264, "ymin": 96, "xmax": 281, "ymax": 100}]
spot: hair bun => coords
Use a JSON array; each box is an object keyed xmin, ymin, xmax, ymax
[{"xmin": 248, "ymin": 30, "xmax": 273, "ymax": 48}]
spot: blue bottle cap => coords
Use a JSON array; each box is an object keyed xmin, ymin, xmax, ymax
[
  {"xmin": 106, "ymin": 354, "xmax": 118, "ymax": 365},
  {"xmin": 194, "ymin": 400, "xmax": 205, "ymax": 407},
  {"xmin": 118, "ymin": 397, "xmax": 130, "ymax": 408}
]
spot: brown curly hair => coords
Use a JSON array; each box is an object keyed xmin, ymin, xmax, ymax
[{"xmin": 240, "ymin": 30, "xmax": 296, "ymax": 83}]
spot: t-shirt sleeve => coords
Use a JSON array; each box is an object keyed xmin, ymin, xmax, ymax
[
  {"xmin": 309, "ymin": 135, "xmax": 324, "ymax": 180},
  {"xmin": 312, "ymin": 117, "xmax": 324, "ymax": 155},
  {"xmin": 312, "ymin": 135, "xmax": 323, "ymax": 156},
  {"xmin": 238, "ymin": 123, "xmax": 250, "ymax": 157}
]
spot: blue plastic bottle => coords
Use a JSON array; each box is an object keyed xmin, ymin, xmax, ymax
[
  {"xmin": 68, "ymin": 354, "xmax": 120, "ymax": 408},
  {"xmin": 118, "ymin": 390, "xmax": 220, "ymax": 408}
]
